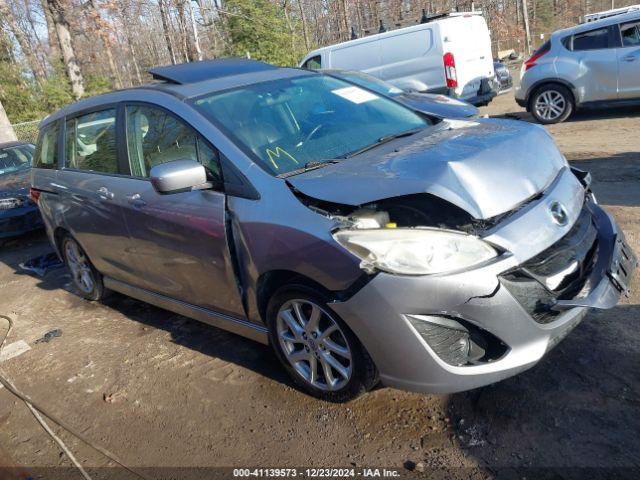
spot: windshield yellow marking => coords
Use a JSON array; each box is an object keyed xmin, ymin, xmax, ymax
[{"xmin": 265, "ymin": 147, "xmax": 299, "ymax": 170}]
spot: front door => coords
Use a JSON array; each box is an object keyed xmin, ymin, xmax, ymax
[
  {"xmin": 119, "ymin": 103, "xmax": 245, "ymax": 318},
  {"xmin": 617, "ymin": 20, "xmax": 640, "ymax": 99}
]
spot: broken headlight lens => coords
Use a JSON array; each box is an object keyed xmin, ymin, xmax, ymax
[{"xmin": 333, "ymin": 228, "xmax": 497, "ymax": 275}]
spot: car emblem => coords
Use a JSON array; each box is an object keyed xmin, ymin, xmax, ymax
[{"xmin": 549, "ymin": 201, "xmax": 568, "ymax": 226}]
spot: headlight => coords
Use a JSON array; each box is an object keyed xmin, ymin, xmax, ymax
[
  {"xmin": 333, "ymin": 228, "xmax": 497, "ymax": 275},
  {"xmin": 0, "ymin": 197, "xmax": 24, "ymax": 210}
]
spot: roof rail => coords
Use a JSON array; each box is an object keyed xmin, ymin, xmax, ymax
[
  {"xmin": 148, "ymin": 58, "xmax": 278, "ymax": 85},
  {"xmin": 581, "ymin": 4, "xmax": 640, "ymax": 23}
]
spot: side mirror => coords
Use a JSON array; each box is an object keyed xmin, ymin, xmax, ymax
[{"xmin": 150, "ymin": 159, "xmax": 208, "ymax": 194}]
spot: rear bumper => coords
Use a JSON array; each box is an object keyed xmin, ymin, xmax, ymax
[
  {"xmin": 331, "ymin": 202, "xmax": 635, "ymax": 394},
  {"xmin": 456, "ymin": 79, "xmax": 498, "ymax": 106},
  {"xmin": 426, "ymin": 81, "xmax": 497, "ymax": 106},
  {"xmin": 0, "ymin": 205, "xmax": 43, "ymax": 239}
]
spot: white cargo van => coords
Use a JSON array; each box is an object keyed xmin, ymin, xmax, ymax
[{"xmin": 299, "ymin": 13, "xmax": 497, "ymax": 106}]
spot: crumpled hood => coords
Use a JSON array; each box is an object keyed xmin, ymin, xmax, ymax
[
  {"xmin": 0, "ymin": 168, "xmax": 30, "ymax": 197},
  {"xmin": 287, "ymin": 118, "xmax": 567, "ymax": 220}
]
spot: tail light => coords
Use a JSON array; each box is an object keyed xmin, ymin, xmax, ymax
[
  {"xmin": 524, "ymin": 46, "xmax": 550, "ymax": 71},
  {"xmin": 443, "ymin": 52, "xmax": 458, "ymax": 88},
  {"xmin": 29, "ymin": 187, "xmax": 40, "ymax": 203}
]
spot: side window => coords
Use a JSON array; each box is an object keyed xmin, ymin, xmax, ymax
[
  {"xmin": 66, "ymin": 109, "xmax": 118, "ymax": 174},
  {"xmin": 303, "ymin": 55, "xmax": 322, "ymax": 70},
  {"xmin": 34, "ymin": 122, "xmax": 60, "ymax": 169},
  {"xmin": 620, "ymin": 21, "xmax": 640, "ymax": 47},
  {"xmin": 572, "ymin": 28, "xmax": 610, "ymax": 51},
  {"xmin": 125, "ymin": 105, "xmax": 222, "ymax": 184}
]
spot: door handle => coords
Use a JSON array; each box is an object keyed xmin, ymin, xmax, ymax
[
  {"xmin": 623, "ymin": 55, "xmax": 637, "ymax": 62},
  {"xmin": 127, "ymin": 193, "xmax": 146, "ymax": 208},
  {"xmin": 97, "ymin": 186, "xmax": 114, "ymax": 200}
]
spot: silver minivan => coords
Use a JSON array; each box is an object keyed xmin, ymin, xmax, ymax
[
  {"xmin": 32, "ymin": 60, "xmax": 636, "ymax": 401},
  {"xmin": 516, "ymin": 11, "xmax": 640, "ymax": 123}
]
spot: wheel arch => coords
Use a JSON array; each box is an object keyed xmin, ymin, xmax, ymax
[
  {"xmin": 256, "ymin": 270, "xmax": 331, "ymax": 324},
  {"xmin": 256, "ymin": 269, "xmax": 373, "ymax": 325},
  {"xmin": 526, "ymin": 79, "xmax": 577, "ymax": 111},
  {"xmin": 53, "ymin": 227, "xmax": 71, "ymax": 256}
]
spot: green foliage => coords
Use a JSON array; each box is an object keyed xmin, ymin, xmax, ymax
[
  {"xmin": 224, "ymin": 0, "xmax": 306, "ymax": 66},
  {"xmin": 0, "ymin": 57, "xmax": 112, "ymax": 124}
]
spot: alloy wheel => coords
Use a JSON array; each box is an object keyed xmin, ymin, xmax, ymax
[
  {"xmin": 534, "ymin": 90, "xmax": 566, "ymax": 121},
  {"xmin": 276, "ymin": 299, "xmax": 353, "ymax": 391},
  {"xmin": 64, "ymin": 240, "xmax": 95, "ymax": 294}
]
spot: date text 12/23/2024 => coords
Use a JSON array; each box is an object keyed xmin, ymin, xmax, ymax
[{"xmin": 233, "ymin": 468, "xmax": 402, "ymax": 478}]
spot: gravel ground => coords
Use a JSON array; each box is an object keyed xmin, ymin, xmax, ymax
[{"xmin": 0, "ymin": 83, "xmax": 638, "ymax": 479}]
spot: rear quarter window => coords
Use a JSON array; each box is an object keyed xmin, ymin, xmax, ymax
[
  {"xmin": 572, "ymin": 28, "xmax": 610, "ymax": 51},
  {"xmin": 34, "ymin": 121, "xmax": 60, "ymax": 169}
]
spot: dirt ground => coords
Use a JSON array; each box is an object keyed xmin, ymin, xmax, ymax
[{"xmin": 0, "ymin": 78, "xmax": 639, "ymax": 479}]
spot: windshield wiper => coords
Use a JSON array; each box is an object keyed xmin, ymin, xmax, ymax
[
  {"xmin": 277, "ymin": 159, "xmax": 340, "ymax": 178},
  {"xmin": 342, "ymin": 127, "xmax": 423, "ymax": 159}
]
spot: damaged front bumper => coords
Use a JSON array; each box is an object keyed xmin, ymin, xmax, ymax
[{"xmin": 330, "ymin": 201, "xmax": 637, "ymax": 394}]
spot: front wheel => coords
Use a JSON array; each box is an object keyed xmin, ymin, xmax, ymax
[
  {"xmin": 267, "ymin": 286, "xmax": 378, "ymax": 402},
  {"xmin": 61, "ymin": 236, "xmax": 106, "ymax": 301},
  {"xmin": 530, "ymin": 84, "xmax": 573, "ymax": 124}
]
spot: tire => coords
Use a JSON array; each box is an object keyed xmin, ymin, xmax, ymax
[
  {"xmin": 61, "ymin": 235, "xmax": 106, "ymax": 301},
  {"xmin": 266, "ymin": 285, "xmax": 378, "ymax": 402},
  {"xmin": 529, "ymin": 84, "xmax": 574, "ymax": 124}
]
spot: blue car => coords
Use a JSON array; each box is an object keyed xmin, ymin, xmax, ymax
[
  {"xmin": 0, "ymin": 141, "xmax": 42, "ymax": 242},
  {"xmin": 323, "ymin": 69, "xmax": 479, "ymax": 119}
]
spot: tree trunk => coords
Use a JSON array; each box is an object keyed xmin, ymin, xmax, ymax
[
  {"xmin": 159, "ymin": 0, "xmax": 177, "ymax": 64},
  {"xmin": 297, "ymin": 0, "xmax": 310, "ymax": 50},
  {"xmin": 176, "ymin": 0, "xmax": 194, "ymax": 62},
  {"xmin": 0, "ymin": 0, "xmax": 46, "ymax": 82},
  {"xmin": 87, "ymin": 0, "xmax": 122, "ymax": 89},
  {"xmin": 41, "ymin": 0, "xmax": 61, "ymax": 65},
  {"xmin": 521, "ymin": 0, "xmax": 532, "ymax": 55},
  {"xmin": 188, "ymin": 0, "xmax": 203, "ymax": 61},
  {"xmin": 0, "ymin": 100, "xmax": 16, "ymax": 143},
  {"xmin": 23, "ymin": 0, "xmax": 50, "ymax": 79},
  {"xmin": 46, "ymin": 0, "xmax": 84, "ymax": 99},
  {"xmin": 340, "ymin": 0, "xmax": 350, "ymax": 41}
]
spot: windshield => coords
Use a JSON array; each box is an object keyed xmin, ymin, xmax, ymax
[
  {"xmin": 0, "ymin": 144, "xmax": 34, "ymax": 176},
  {"xmin": 192, "ymin": 75, "xmax": 427, "ymax": 176},
  {"xmin": 329, "ymin": 70, "xmax": 405, "ymax": 98}
]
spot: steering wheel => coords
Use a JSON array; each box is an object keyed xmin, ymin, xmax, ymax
[{"xmin": 299, "ymin": 124, "xmax": 324, "ymax": 147}]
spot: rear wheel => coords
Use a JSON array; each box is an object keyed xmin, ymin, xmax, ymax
[
  {"xmin": 61, "ymin": 236, "xmax": 106, "ymax": 301},
  {"xmin": 267, "ymin": 286, "xmax": 377, "ymax": 402},
  {"xmin": 530, "ymin": 84, "xmax": 573, "ymax": 124}
]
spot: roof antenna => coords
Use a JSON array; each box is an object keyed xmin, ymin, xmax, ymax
[
  {"xmin": 351, "ymin": 26, "xmax": 358, "ymax": 39},
  {"xmin": 420, "ymin": 8, "xmax": 430, "ymax": 23},
  {"xmin": 378, "ymin": 19, "xmax": 387, "ymax": 33}
]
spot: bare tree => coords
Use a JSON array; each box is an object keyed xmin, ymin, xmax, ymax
[
  {"xmin": 0, "ymin": 0, "xmax": 47, "ymax": 82},
  {"xmin": 159, "ymin": 0, "xmax": 177, "ymax": 64},
  {"xmin": 87, "ymin": 0, "xmax": 123, "ymax": 88},
  {"xmin": 188, "ymin": 0, "xmax": 203, "ymax": 60},
  {"xmin": 521, "ymin": 0, "xmax": 532, "ymax": 55},
  {"xmin": 45, "ymin": 0, "xmax": 85, "ymax": 98},
  {"xmin": 41, "ymin": 0, "xmax": 61, "ymax": 64}
]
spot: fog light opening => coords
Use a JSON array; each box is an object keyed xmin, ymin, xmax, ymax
[{"xmin": 407, "ymin": 314, "xmax": 508, "ymax": 367}]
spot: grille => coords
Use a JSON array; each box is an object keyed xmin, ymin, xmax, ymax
[{"xmin": 501, "ymin": 206, "xmax": 599, "ymax": 324}]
